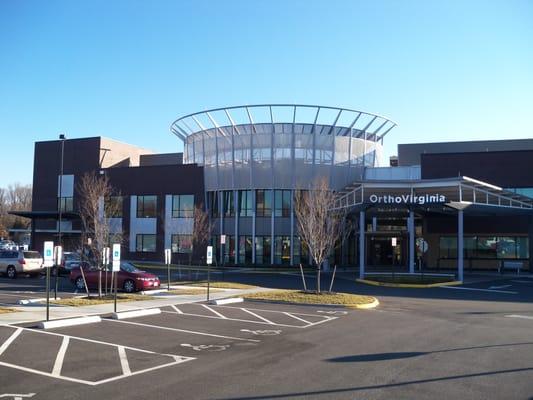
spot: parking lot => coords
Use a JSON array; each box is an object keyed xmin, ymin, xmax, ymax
[
  {"xmin": 0, "ymin": 301, "xmax": 344, "ymax": 398},
  {"xmin": 1, "ymin": 273, "xmax": 533, "ymax": 399}
]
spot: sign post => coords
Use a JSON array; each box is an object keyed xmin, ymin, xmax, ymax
[
  {"xmin": 102, "ymin": 247, "xmax": 110, "ymax": 294},
  {"xmin": 220, "ymin": 235, "xmax": 226, "ymax": 269},
  {"xmin": 43, "ymin": 241, "xmax": 54, "ymax": 321},
  {"xmin": 165, "ymin": 248, "xmax": 171, "ymax": 290},
  {"xmin": 53, "ymin": 245, "xmax": 62, "ymax": 300},
  {"xmin": 206, "ymin": 246, "xmax": 213, "ymax": 301},
  {"xmin": 112, "ymin": 244, "xmax": 121, "ymax": 313}
]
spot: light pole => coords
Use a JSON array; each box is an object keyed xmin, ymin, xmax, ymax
[{"xmin": 55, "ymin": 134, "xmax": 66, "ymax": 299}]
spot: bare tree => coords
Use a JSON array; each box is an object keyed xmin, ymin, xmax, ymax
[
  {"xmin": 0, "ymin": 183, "xmax": 32, "ymax": 239},
  {"xmin": 294, "ymin": 177, "xmax": 347, "ymax": 293},
  {"xmin": 77, "ymin": 172, "xmax": 122, "ymax": 297}
]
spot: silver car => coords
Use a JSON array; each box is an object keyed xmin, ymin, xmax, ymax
[
  {"xmin": 0, "ymin": 250, "xmax": 44, "ymax": 279},
  {"xmin": 0, "ymin": 240, "xmax": 17, "ymax": 251}
]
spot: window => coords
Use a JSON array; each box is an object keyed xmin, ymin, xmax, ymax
[
  {"xmin": 274, "ymin": 236, "xmax": 291, "ymax": 265},
  {"xmin": 439, "ymin": 236, "xmax": 529, "ymax": 259},
  {"xmin": 172, "ymin": 195, "xmax": 194, "ymax": 218},
  {"xmin": 256, "ymin": 190, "xmax": 272, "ymax": 217},
  {"xmin": 223, "ymin": 235, "xmax": 235, "ymax": 263},
  {"xmin": 222, "ymin": 191, "xmax": 234, "ymax": 217},
  {"xmin": 171, "ymin": 234, "xmax": 192, "ymax": 253},
  {"xmin": 208, "ymin": 192, "xmax": 219, "ymax": 218},
  {"xmin": 136, "ymin": 196, "xmax": 157, "ymax": 218},
  {"xmin": 58, "ymin": 197, "xmax": 73, "ymax": 213},
  {"xmin": 238, "ymin": 236, "xmax": 253, "ymax": 264},
  {"xmin": 136, "ymin": 234, "xmax": 156, "ymax": 252},
  {"xmin": 439, "ymin": 237, "xmax": 457, "ymax": 259},
  {"xmin": 274, "ymin": 190, "xmax": 291, "ymax": 217},
  {"xmin": 254, "ymin": 236, "xmax": 271, "ymax": 265},
  {"xmin": 239, "ymin": 190, "xmax": 253, "ymax": 217},
  {"xmin": 105, "ymin": 196, "xmax": 123, "ymax": 218}
]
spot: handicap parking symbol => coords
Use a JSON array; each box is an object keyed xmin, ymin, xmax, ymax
[{"xmin": 181, "ymin": 343, "xmax": 229, "ymax": 352}]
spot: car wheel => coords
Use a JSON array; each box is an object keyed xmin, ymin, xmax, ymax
[
  {"xmin": 6, "ymin": 266, "xmax": 17, "ymax": 279},
  {"xmin": 123, "ymin": 279, "xmax": 135, "ymax": 293},
  {"xmin": 75, "ymin": 277, "xmax": 86, "ymax": 290}
]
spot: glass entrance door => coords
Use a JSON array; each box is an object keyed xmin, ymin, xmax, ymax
[{"xmin": 367, "ymin": 236, "xmax": 404, "ymax": 267}]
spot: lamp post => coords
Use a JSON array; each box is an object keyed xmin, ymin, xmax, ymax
[{"xmin": 55, "ymin": 134, "xmax": 66, "ymax": 299}]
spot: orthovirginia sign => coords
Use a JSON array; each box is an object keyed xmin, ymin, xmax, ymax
[{"xmin": 369, "ymin": 193, "xmax": 446, "ymax": 205}]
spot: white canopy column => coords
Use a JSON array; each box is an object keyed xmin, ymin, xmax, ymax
[
  {"xmin": 359, "ymin": 210, "xmax": 365, "ymax": 279},
  {"xmin": 408, "ymin": 210, "xmax": 415, "ymax": 274},
  {"xmin": 458, "ymin": 209, "xmax": 464, "ymax": 282}
]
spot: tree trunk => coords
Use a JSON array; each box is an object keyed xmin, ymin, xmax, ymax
[{"xmin": 316, "ymin": 262, "xmax": 321, "ymax": 293}]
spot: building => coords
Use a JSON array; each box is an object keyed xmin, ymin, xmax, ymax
[{"xmin": 15, "ymin": 104, "xmax": 533, "ymax": 278}]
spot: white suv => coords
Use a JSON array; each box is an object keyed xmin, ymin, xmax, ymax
[{"xmin": 0, "ymin": 250, "xmax": 44, "ymax": 279}]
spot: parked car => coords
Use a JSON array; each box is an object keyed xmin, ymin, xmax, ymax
[
  {"xmin": 57, "ymin": 252, "xmax": 83, "ymax": 275},
  {"xmin": 69, "ymin": 261, "xmax": 160, "ymax": 293},
  {"xmin": 0, "ymin": 250, "xmax": 44, "ymax": 279},
  {"xmin": 0, "ymin": 240, "xmax": 18, "ymax": 251}
]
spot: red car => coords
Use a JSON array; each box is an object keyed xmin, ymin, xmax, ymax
[{"xmin": 70, "ymin": 261, "xmax": 160, "ymax": 293}]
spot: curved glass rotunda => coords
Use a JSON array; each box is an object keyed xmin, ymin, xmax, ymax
[{"xmin": 170, "ymin": 104, "xmax": 397, "ymax": 266}]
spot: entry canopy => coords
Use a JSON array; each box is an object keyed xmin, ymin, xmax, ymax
[{"xmin": 332, "ymin": 176, "xmax": 533, "ymax": 214}]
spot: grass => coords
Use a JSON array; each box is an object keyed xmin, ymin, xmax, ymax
[
  {"xmin": 0, "ymin": 307, "xmax": 17, "ymax": 314},
  {"xmin": 173, "ymin": 281, "xmax": 257, "ymax": 289},
  {"xmin": 51, "ymin": 293, "xmax": 155, "ymax": 306},
  {"xmin": 240, "ymin": 290, "xmax": 376, "ymax": 308},
  {"xmin": 364, "ymin": 274, "xmax": 454, "ymax": 284}
]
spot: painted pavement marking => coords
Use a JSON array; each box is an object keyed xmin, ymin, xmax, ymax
[
  {"xmin": 51, "ymin": 336, "xmax": 69, "ymax": 377},
  {"xmin": 439, "ymin": 286, "xmax": 517, "ymax": 294},
  {"xmin": 105, "ymin": 318, "xmax": 260, "ymax": 342},
  {"xmin": 117, "ymin": 346, "xmax": 132, "ymax": 376},
  {"xmin": 0, "ymin": 324, "xmax": 194, "ymax": 386},
  {"xmin": 162, "ymin": 303, "xmax": 338, "ymax": 328},
  {"xmin": 0, "ymin": 328, "xmax": 22, "ymax": 357},
  {"xmin": 201, "ymin": 304, "xmax": 227, "ymax": 319}
]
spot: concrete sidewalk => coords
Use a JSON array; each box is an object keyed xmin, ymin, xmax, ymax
[{"xmin": 0, "ymin": 286, "xmax": 271, "ymax": 325}]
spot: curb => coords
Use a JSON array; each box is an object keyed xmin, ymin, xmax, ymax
[
  {"xmin": 38, "ymin": 315, "xmax": 101, "ymax": 330},
  {"xmin": 355, "ymin": 297, "xmax": 380, "ymax": 309},
  {"xmin": 356, "ymin": 278, "xmax": 463, "ymax": 288},
  {"xmin": 111, "ymin": 308, "xmax": 161, "ymax": 320},
  {"xmin": 210, "ymin": 297, "xmax": 244, "ymax": 305}
]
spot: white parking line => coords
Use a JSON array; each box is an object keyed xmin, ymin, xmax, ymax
[
  {"xmin": 240, "ymin": 308, "xmax": 275, "ymax": 324},
  {"xmin": 105, "ymin": 318, "xmax": 260, "ymax": 343},
  {"xmin": 170, "ymin": 305, "xmax": 183, "ymax": 314},
  {"xmin": 439, "ymin": 286, "xmax": 517, "ymax": 294},
  {"xmin": 201, "ymin": 304, "xmax": 227, "ymax": 319},
  {"xmin": 0, "ymin": 325, "xmax": 195, "ymax": 386},
  {"xmin": 283, "ymin": 312, "xmax": 311, "ymax": 325},
  {"xmin": 117, "ymin": 346, "xmax": 131, "ymax": 376},
  {"xmin": 162, "ymin": 304, "xmax": 337, "ymax": 328},
  {"xmin": 0, "ymin": 327, "xmax": 22, "ymax": 356},
  {"xmin": 51, "ymin": 336, "xmax": 69, "ymax": 376}
]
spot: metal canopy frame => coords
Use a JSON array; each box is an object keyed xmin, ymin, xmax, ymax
[
  {"xmin": 170, "ymin": 104, "xmax": 397, "ymax": 145},
  {"xmin": 331, "ymin": 176, "xmax": 533, "ymax": 212}
]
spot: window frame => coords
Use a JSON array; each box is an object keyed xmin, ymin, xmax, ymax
[
  {"xmin": 136, "ymin": 234, "xmax": 156, "ymax": 252},
  {"xmin": 136, "ymin": 195, "xmax": 157, "ymax": 218}
]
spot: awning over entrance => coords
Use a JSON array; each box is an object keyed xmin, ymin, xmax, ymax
[
  {"xmin": 332, "ymin": 176, "xmax": 533, "ymax": 213},
  {"xmin": 331, "ymin": 176, "xmax": 533, "ymax": 282}
]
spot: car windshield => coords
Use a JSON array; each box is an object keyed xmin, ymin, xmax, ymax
[
  {"xmin": 121, "ymin": 262, "xmax": 140, "ymax": 273},
  {"xmin": 23, "ymin": 251, "xmax": 42, "ymax": 259}
]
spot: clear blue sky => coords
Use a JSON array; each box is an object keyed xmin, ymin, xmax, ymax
[{"xmin": 0, "ymin": 0, "xmax": 531, "ymax": 187}]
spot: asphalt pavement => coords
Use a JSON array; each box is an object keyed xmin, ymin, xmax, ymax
[{"xmin": 1, "ymin": 271, "xmax": 533, "ymax": 399}]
